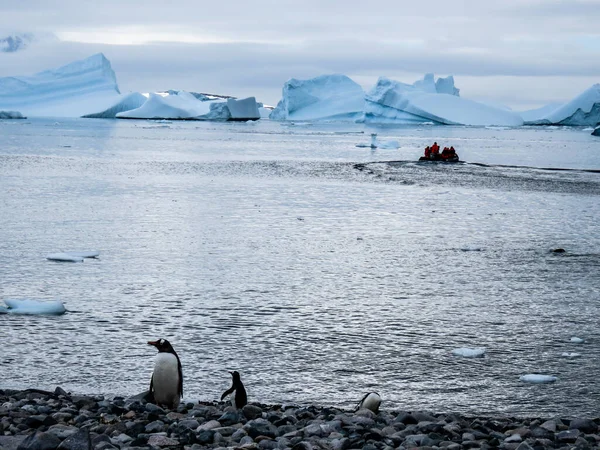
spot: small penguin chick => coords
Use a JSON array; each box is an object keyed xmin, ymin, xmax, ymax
[
  {"xmin": 221, "ymin": 370, "xmax": 247, "ymax": 409},
  {"xmin": 148, "ymin": 338, "xmax": 183, "ymax": 410}
]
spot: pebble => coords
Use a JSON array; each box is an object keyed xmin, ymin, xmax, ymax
[{"xmin": 0, "ymin": 388, "xmax": 598, "ymax": 450}]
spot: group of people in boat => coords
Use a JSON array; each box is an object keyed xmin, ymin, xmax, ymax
[{"xmin": 419, "ymin": 142, "xmax": 459, "ymax": 162}]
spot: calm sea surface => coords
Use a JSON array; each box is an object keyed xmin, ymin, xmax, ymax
[{"xmin": 1, "ymin": 118, "xmax": 599, "ymax": 418}]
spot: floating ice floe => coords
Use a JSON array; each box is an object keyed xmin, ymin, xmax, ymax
[
  {"xmin": 519, "ymin": 374, "xmax": 558, "ymax": 384},
  {"xmin": 356, "ymin": 133, "xmax": 399, "ymax": 149},
  {"xmin": 0, "ymin": 110, "xmax": 26, "ymax": 119},
  {"xmin": 0, "ymin": 299, "xmax": 66, "ymax": 315},
  {"xmin": 46, "ymin": 253, "xmax": 84, "ymax": 262},
  {"xmin": 452, "ymin": 347, "xmax": 486, "ymax": 358},
  {"xmin": 561, "ymin": 352, "xmax": 581, "ymax": 358},
  {"xmin": 570, "ymin": 337, "xmax": 585, "ymax": 344}
]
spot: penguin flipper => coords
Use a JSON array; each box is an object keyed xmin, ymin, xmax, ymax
[
  {"xmin": 221, "ymin": 385, "xmax": 235, "ymax": 401},
  {"xmin": 177, "ymin": 359, "xmax": 183, "ymax": 398},
  {"xmin": 150, "ymin": 374, "xmax": 154, "ymax": 394}
]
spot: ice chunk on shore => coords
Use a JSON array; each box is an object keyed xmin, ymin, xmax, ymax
[
  {"xmin": 0, "ymin": 299, "xmax": 66, "ymax": 315},
  {"xmin": 0, "ymin": 110, "xmax": 26, "ymax": 119},
  {"xmin": 452, "ymin": 347, "xmax": 486, "ymax": 358},
  {"xmin": 270, "ymin": 74, "xmax": 365, "ymax": 121},
  {"xmin": 46, "ymin": 252, "xmax": 84, "ymax": 262},
  {"xmin": 520, "ymin": 374, "xmax": 558, "ymax": 384},
  {"xmin": 0, "ymin": 53, "xmax": 128, "ymax": 118},
  {"xmin": 525, "ymin": 84, "xmax": 600, "ymax": 126}
]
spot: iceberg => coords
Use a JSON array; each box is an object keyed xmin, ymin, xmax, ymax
[
  {"xmin": 365, "ymin": 76, "xmax": 523, "ymax": 126},
  {"xmin": 0, "ymin": 53, "xmax": 131, "ymax": 118},
  {"xmin": 525, "ymin": 84, "xmax": 600, "ymax": 126},
  {"xmin": 64, "ymin": 250, "xmax": 100, "ymax": 258},
  {"xmin": 0, "ymin": 110, "xmax": 26, "ymax": 119},
  {"xmin": 117, "ymin": 91, "xmax": 224, "ymax": 120},
  {"xmin": 0, "ymin": 299, "xmax": 66, "ymax": 315},
  {"xmin": 227, "ymin": 97, "xmax": 260, "ymax": 121},
  {"xmin": 82, "ymin": 92, "xmax": 147, "ymax": 119},
  {"xmin": 269, "ymin": 74, "xmax": 365, "ymax": 121}
]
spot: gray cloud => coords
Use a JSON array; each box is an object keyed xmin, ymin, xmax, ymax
[{"xmin": 0, "ymin": 0, "xmax": 598, "ymax": 109}]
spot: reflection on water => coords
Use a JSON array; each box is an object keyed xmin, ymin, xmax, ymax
[{"xmin": 0, "ymin": 119, "xmax": 599, "ymax": 417}]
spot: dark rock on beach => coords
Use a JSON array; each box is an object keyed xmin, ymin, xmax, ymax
[{"xmin": 1, "ymin": 388, "xmax": 600, "ymax": 450}]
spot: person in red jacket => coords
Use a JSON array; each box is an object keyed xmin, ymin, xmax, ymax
[
  {"xmin": 431, "ymin": 142, "xmax": 440, "ymax": 159},
  {"xmin": 424, "ymin": 146, "xmax": 431, "ymax": 158}
]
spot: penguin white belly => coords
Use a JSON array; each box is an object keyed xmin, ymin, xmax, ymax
[
  {"xmin": 152, "ymin": 353, "xmax": 180, "ymax": 408},
  {"xmin": 359, "ymin": 393, "xmax": 381, "ymax": 413}
]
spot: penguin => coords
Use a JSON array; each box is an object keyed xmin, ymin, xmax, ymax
[
  {"xmin": 220, "ymin": 370, "xmax": 247, "ymax": 409},
  {"xmin": 355, "ymin": 392, "xmax": 381, "ymax": 414},
  {"xmin": 147, "ymin": 339, "xmax": 183, "ymax": 409}
]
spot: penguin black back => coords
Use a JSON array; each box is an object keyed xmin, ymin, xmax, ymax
[{"xmin": 221, "ymin": 370, "xmax": 247, "ymax": 409}]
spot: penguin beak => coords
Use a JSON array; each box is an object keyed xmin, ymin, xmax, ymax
[
  {"xmin": 229, "ymin": 371, "xmax": 234, "ymax": 375},
  {"xmin": 148, "ymin": 340, "xmax": 159, "ymax": 347}
]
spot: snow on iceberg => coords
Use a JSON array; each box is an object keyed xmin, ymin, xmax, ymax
[
  {"xmin": 0, "ymin": 299, "xmax": 66, "ymax": 315},
  {"xmin": 519, "ymin": 374, "xmax": 558, "ymax": 384},
  {"xmin": 365, "ymin": 76, "xmax": 523, "ymax": 126},
  {"xmin": 270, "ymin": 74, "xmax": 365, "ymax": 121},
  {"xmin": 82, "ymin": 92, "xmax": 147, "ymax": 118},
  {"xmin": 0, "ymin": 53, "xmax": 131, "ymax": 118},
  {"xmin": 0, "ymin": 110, "xmax": 26, "ymax": 119},
  {"xmin": 525, "ymin": 84, "xmax": 600, "ymax": 126},
  {"xmin": 452, "ymin": 347, "xmax": 486, "ymax": 358}
]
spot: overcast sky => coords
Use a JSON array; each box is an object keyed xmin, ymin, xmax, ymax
[{"xmin": 1, "ymin": 0, "xmax": 599, "ymax": 109}]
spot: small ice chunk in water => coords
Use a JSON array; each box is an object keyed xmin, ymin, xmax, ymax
[
  {"xmin": 570, "ymin": 337, "xmax": 584, "ymax": 344},
  {"xmin": 562, "ymin": 352, "xmax": 581, "ymax": 358},
  {"xmin": 46, "ymin": 253, "xmax": 84, "ymax": 262},
  {"xmin": 1, "ymin": 299, "xmax": 66, "ymax": 315},
  {"xmin": 520, "ymin": 374, "xmax": 558, "ymax": 384},
  {"xmin": 452, "ymin": 347, "xmax": 486, "ymax": 358}
]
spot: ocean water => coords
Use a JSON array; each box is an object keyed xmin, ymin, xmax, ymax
[{"xmin": 1, "ymin": 118, "xmax": 599, "ymax": 418}]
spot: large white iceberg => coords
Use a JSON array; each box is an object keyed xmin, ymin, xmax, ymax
[
  {"xmin": 270, "ymin": 74, "xmax": 365, "ymax": 121},
  {"xmin": 0, "ymin": 53, "xmax": 133, "ymax": 118},
  {"xmin": 365, "ymin": 75, "xmax": 524, "ymax": 126},
  {"xmin": 523, "ymin": 84, "xmax": 600, "ymax": 126}
]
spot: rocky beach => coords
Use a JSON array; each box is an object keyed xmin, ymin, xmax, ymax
[{"xmin": 1, "ymin": 388, "xmax": 599, "ymax": 450}]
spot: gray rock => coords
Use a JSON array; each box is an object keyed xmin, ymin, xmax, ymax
[
  {"xmin": 259, "ymin": 439, "xmax": 279, "ymax": 450},
  {"xmin": 178, "ymin": 419, "xmax": 200, "ymax": 430},
  {"xmin": 570, "ymin": 418, "xmax": 599, "ymax": 433},
  {"xmin": 231, "ymin": 428, "xmax": 248, "ymax": 442},
  {"xmin": 331, "ymin": 437, "xmax": 351, "ymax": 450},
  {"xmin": 145, "ymin": 403, "xmax": 165, "ymax": 414},
  {"xmin": 557, "ymin": 429, "xmax": 581, "ymax": 442},
  {"xmin": 145, "ymin": 420, "xmax": 165, "ymax": 433},
  {"xmin": 147, "ymin": 435, "xmax": 179, "ymax": 447},
  {"xmin": 243, "ymin": 404, "xmax": 264, "ymax": 420},
  {"xmin": 505, "ymin": 434, "xmax": 522, "ymax": 443},
  {"xmin": 196, "ymin": 430, "xmax": 216, "ymax": 445},
  {"xmin": 17, "ymin": 432, "xmax": 62, "ymax": 450},
  {"xmin": 47, "ymin": 425, "xmax": 79, "ymax": 440},
  {"xmin": 94, "ymin": 443, "xmax": 118, "ymax": 450},
  {"xmin": 57, "ymin": 428, "xmax": 91, "ymax": 450},
  {"xmin": 218, "ymin": 411, "xmax": 241, "ymax": 426},
  {"xmin": 0, "ymin": 436, "xmax": 28, "ymax": 450},
  {"xmin": 197, "ymin": 420, "xmax": 221, "ymax": 431},
  {"xmin": 239, "ymin": 436, "xmax": 255, "ymax": 445},
  {"xmin": 515, "ymin": 443, "xmax": 534, "ymax": 450},
  {"xmin": 539, "ymin": 419, "xmax": 557, "ymax": 432},
  {"xmin": 245, "ymin": 419, "xmax": 278, "ymax": 439}
]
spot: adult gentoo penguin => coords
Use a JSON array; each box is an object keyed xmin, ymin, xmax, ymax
[
  {"xmin": 356, "ymin": 392, "xmax": 381, "ymax": 414},
  {"xmin": 221, "ymin": 370, "xmax": 247, "ymax": 409},
  {"xmin": 147, "ymin": 339, "xmax": 183, "ymax": 409}
]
